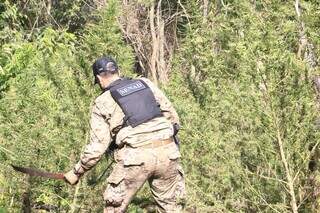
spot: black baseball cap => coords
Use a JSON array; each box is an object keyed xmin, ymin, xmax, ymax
[{"xmin": 92, "ymin": 56, "xmax": 118, "ymax": 84}]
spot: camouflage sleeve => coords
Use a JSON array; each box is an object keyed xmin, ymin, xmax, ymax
[
  {"xmin": 73, "ymin": 102, "xmax": 111, "ymax": 176},
  {"xmin": 142, "ymin": 78, "xmax": 180, "ymax": 125}
]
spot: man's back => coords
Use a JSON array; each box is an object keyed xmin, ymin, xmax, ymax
[{"xmin": 93, "ymin": 77, "xmax": 178, "ymax": 147}]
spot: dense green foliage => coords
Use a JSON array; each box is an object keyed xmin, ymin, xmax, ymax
[
  {"xmin": 1, "ymin": 0, "xmax": 319, "ymax": 212},
  {"xmin": 170, "ymin": 1, "xmax": 320, "ymax": 211}
]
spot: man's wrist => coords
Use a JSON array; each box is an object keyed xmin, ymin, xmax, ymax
[{"xmin": 73, "ymin": 162, "xmax": 88, "ymax": 176}]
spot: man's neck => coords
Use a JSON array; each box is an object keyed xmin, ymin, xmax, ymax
[{"xmin": 101, "ymin": 75, "xmax": 120, "ymax": 89}]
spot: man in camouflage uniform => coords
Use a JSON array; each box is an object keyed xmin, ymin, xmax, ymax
[{"xmin": 64, "ymin": 56, "xmax": 185, "ymax": 212}]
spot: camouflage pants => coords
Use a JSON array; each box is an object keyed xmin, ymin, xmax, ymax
[{"xmin": 103, "ymin": 142, "xmax": 185, "ymax": 213}]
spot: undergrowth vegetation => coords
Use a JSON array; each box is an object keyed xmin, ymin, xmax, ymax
[{"xmin": 1, "ymin": 0, "xmax": 320, "ymax": 212}]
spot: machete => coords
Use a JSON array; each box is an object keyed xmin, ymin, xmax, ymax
[{"xmin": 11, "ymin": 165, "xmax": 65, "ymax": 180}]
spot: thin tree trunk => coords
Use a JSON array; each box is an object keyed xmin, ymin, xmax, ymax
[
  {"xmin": 46, "ymin": 0, "xmax": 52, "ymax": 16},
  {"xmin": 295, "ymin": 0, "xmax": 317, "ymax": 68},
  {"xmin": 45, "ymin": 0, "xmax": 52, "ymax": 24},
  {"xmin": 118, "ymin": 1, "xmax": 179, "ymax": 84},
  {"xmin": 157, "ymin": 0, "xmax": 167, "ymax": 83},
  {"xmin": 150, "ymin": 3, "xmax": 159, "ymax": 85},
  {"xmin": 203, "ymin": 0, "xmax": 209, "ymax": 23},
  {"xmin": 295, "ymin": 0, "xmax": 306, "ymax": 59},
  {"xmin": 158, "ymin": 20, "xmax": 166, "ymax": 82}
]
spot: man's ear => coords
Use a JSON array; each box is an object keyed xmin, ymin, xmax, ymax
[{"xmin": 96, "ymin": 75, "xmax": 103, "ymax": 83}]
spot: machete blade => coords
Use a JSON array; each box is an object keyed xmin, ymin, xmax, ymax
[{"xmin": 11, "ymin": 165, "xmax": 64, "ymax": 180}]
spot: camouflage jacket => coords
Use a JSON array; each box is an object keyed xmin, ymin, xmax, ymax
[{"xmin": 73, "ymin": 77, "xmax": 179, "ymax": 175}]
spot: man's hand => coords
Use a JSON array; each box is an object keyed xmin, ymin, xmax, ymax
[{"xmin": 64, "ymin": 170, "xmax": 80, "ymax": 185}]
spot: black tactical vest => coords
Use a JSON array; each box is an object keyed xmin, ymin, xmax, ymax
[{"xmin": 106, "ymin": 78, "xmax": 163, "ymax": 127}]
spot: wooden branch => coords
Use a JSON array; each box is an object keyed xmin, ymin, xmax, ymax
[
  {"xmin": 246, "ymin": 169, "xmax": 288, "ymax": 185},
  {"xmin": 261, "ymin": 71, "xmax": 299, "ymax": 213},
  {"xmin": 27, "ymin": 16, "xmax": 39, "ymax": 40},
  {"xmin": 70, "ymin": 180, "xmax": 81, "ymax": 213},
  {"xmin": 276, "ymin": 127, "xmax": 298, "ymax": 213},
  {"xmin": 178, "ymin": 0, "xmax": 191, "ymax": 28}
]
